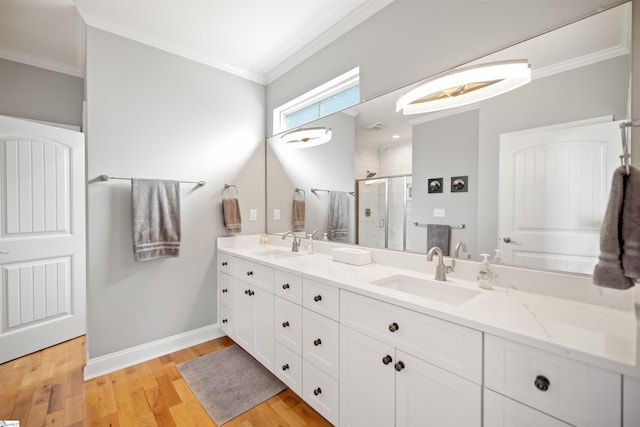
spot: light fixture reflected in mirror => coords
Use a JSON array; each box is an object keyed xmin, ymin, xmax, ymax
[
  {"xmin": 281, "ymin": 126, "xmax": 332, "ymax": 148},
  {"xmin": 396, "ymin": 60, "xmax": 531, "ymax": 115}
]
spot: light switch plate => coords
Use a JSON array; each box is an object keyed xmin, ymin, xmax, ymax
[
  {"xmin": 250, "ymin": 209, "xmax": 257, "ymax": 221},
  {"xmin": 434, "ymin": 208, "xmax": 445, "ymax": 217},
  {"xmin": 274, "ymin": 208, "xmax": 280, "ymax": 220}
]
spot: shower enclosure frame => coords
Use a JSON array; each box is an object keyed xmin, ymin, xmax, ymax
[{"xmin": 355, "ymin": 174, "xmax": 412, "ymax": 251}]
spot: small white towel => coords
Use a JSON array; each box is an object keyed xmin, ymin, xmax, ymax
[{"xmin": 132, "ymin": 178, "xmax": 181, "ymax": 261}]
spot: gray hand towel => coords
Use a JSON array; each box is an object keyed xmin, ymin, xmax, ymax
[
  {"xmin": 427, "ymin": 224, "xmax": 450, "ymax": 256},
  {"xmin": 622, "ymin": 166, "xmax": 640, "ymax": 279},
  {"xmin": 593, "ymin": 166, "xmax": 634, "ymax": 289},
  {"xmin": 328, "ymin": 191, "xmax": 350, "ymax": 241},
  {"xmin": 292, "ymin": 199, "xmax": 305, "ymax": 231},
  {"xmin": 132, "ymin": 178, "xmax": 181, "ymax": 261}
]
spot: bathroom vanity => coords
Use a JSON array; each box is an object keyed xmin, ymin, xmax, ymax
[{"xmin": 217, "ymin": 235, "xmax": 640, "ymax": 427}]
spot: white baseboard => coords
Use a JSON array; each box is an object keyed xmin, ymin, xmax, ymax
[{"xmin": 84, "ymin": 323, "xmax": 225, "ymax": 380}]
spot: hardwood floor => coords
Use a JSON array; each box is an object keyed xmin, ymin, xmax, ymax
[{"xmin": 0, "ymin": 335, "xmax": 332, "ymax": 427}]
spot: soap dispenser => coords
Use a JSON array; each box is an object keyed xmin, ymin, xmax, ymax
[
  {"xmin": 306, "ymin": 234, "xmax": 314, "ymax": 254},
  {"xmin": 477, "ymin": 253, "xmax": 493, "ymax": 290},
  {"xmin": 492, "ymin": 249, "xmax": 503, "ymax": 264}
]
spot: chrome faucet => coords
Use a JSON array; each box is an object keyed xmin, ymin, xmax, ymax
[
  {"xmin": 282, "ymin": 231, "xmax": 301, "ymax": 252},
  {"xmin": 426, "ymin": 246, "xmax": 453, "ymax": 281},
  {"xmin": 311, "ymin": 229, "xmax": 324, "ymax": 240},
  {"xmin": 451, "ymin": 241, "xmax": 468, "ymax": 272}
]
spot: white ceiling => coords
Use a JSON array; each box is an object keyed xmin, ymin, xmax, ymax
[{"xmin": 0, "ymin": 0, "xmax": 393, "ymax": 83}]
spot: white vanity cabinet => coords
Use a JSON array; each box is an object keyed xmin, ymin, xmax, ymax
[
  {"xmin": 484, "ymin": 334, "xmax": 622, "ymax": 427},
  {"xmin": 231, "ymin": 257, "xmax": 275, "ymax": 371},
  {"xmin": 218, "ymin": 253, "xmax": 235, "ymax": 337},
  {"xmin": 339, "ymin": 290, "xmax": 482, "ymax": 427}
]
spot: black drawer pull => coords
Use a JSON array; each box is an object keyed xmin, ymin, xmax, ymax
[
  {"xmin": 314, "ymin": 295, "xmax": 322, "ymax": 302},
  {"xmin": 395, "ymin": 361, "xmax": 405, "ymax": 372},
  {"xmin": 534, "ymin": 375, "xmax": 550, "ymax": 391},
  {"xmin": 221, "ymin": 288, "xmax": 228, "ymax": 293},
  {"xmin": 382, "ymin": 355, "xmax": 393, "ymax": 365},
  {"xmin": 222, "ymin": 261, "xmax": 228, "ymax": 266},
  {"xmin": 282, "ymin": 321, "xmax": 290, "ymax": 328},
  {"xmin": 313, "ymin": 338, "xmax": 322, "ymax": 346},
  {"xmin": 222, "ymin": 318, "xmax": 228, "ymax": 323},
  {"xmin": 246, "ymin": 271, "xmax": 254, "ymax": 276},
  {"xmin": 313, "ymin": 387, "xmax": 322, "ymax": 396},
  {"xmin": 388, "ymin": 322, "xmax": 399, "ymax": 332},
  {"xmin": 282, "ymin": 283, "xmax": 290, "ymax": 289},
  {"xmin": 282, "ymin": 364, "xmax": 290, "ymax": 371},
  {"xmin": 248, "ymin": 290, "xmax": 254, "ymax": 296}
]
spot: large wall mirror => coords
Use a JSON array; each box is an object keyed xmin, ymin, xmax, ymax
[{"xmin": 266, "ymin": 2, "xmax": 631, "ymax": 276}]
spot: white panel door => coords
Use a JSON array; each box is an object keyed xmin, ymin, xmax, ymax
[
  {"xmin": 0, "ymin": 115, "xmax": 85, "ymax": 363},
  {"xmin": 499, "ymin": 118, "xmax": 622, "ymax": 274}
]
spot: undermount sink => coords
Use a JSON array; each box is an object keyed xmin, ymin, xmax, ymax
[
  {"xmin": 370, "ymin": 274, "xmax": 480, "ymax": 305},
  {"xmin": 251, "ymin": 249, "xmax": 302, "ymax": 260}
]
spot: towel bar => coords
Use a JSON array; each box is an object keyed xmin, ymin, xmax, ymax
[
  {"xmin": 99, "ymin": 174, "xmax": 205, "ymax": 186},
  {"xmin": 414, "ymin": 222, "xmax": 465, "ymax": 229}
]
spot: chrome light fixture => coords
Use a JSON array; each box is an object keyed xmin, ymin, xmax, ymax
[
  {"xmin": 396, "ymin": 60, "xmax": 531, "ymax": 115},
  {"xmin": 281, "ymin": 126, "xmax": 332, "ymax": 148}
]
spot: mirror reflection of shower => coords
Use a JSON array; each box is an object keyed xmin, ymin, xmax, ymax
[{"xmin": 356, "ymin": 174, "xmax": 412, "ymax": 251}]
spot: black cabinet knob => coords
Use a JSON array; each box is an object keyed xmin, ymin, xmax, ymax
[
  {"xmin": 246, "ymin": 271, "xmax": 254, "ymax": 276},
  {"xmin": 222, "ymin": 261, "xmax": 228, "ymax": 266},
  {"xmin": 382, "ymin": 355, "xmax": 393, "ymax": 365},
  {"xmin": 313, "ymin": 387, "xmax": 322, "ymax": 396},
  {"xmin": 313, "ymin": 338, "xmax": 322, "ymax": 346},
  {"xmin": 282, "ymin": 283, "xmax": 290, "ymax": 289},
  {"xmin": 388, "ymin": 322, "xmax": 399, "ymax": 332},
  {"xmin": 222, "ymin": 318, "xmax": 228, "ymax": 323},
  {"xmin": 249, "ymin": 290, "xmax": 255, "ymax": 296},
  {"xmin": 394, "ymin": 361, "xmax": 405, "ymax": 372},
  {"xmin": 314, "ymin": 295, "xmax": 322, "ymax": 302},
  {"xmin": 282, "ymin": 364, "xmax": 290, "ymax": 371},
  {"xmin": 534, "ymin": 375, "xmax": 550, "ymax": 391},
  {"xmin": 221, "ymin": 288, "xmax": 228, "ymax": 293},
  {"xmin": 282, "ymin": 321, "xmax": 290, "ymax": 328},
  {"xmin": 244, "ymin": 289, "xmax": 250, "ymax": 295}
]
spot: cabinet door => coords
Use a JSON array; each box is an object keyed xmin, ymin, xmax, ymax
[
  {"xmin": 340, "ymin": 326, "xmax": 395, "ymax": 427},
  {"xmin": 396, "ymin": 350, "xmax": 481, "ymax": 427},
  {"xmin": 253, "ymin": 287, "xmax": 275, "ymax": 371},
  {"xmin": 234, "ymin": 282, "xmax": 255, "ymax": 353},
  {"xmin": 484, "ymin": 389, "xmax": 572, "ymax": 427}
]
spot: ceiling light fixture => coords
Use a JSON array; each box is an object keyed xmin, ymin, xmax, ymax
[
  {"xmin": 281, "ymin": 127, "xmax": 332, "ymax": 148},
  {"xmin": 396, "ymin": 60, "xmax": 531, "ymax": 115}
]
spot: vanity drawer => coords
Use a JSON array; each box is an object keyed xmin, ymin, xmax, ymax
[
  {"xmin": 275, "ymin": 296, "xmax": 302, "ymax": 354},
  {"xmin": 484, "ymin": 389, "xmax": 571, "ymax": 427},
  {"xmin": 218, "ymin": 252, "xmax": 232, "ymax": 274},
  {"xmin": 275, "ymin": 342, "xmax": 302, "ymax": 396},
  {"xmin": 340, "ymin": 290, "xmax": 482, "ymax": 383},
  {"xmin": 219, "ymin": 272, "xmax": 235, "ymax": 308},
  {"xmin": 234, "ymin": 258, "xmax": 274, "ymax": 292},
  {"xmin": 275, "ymin": 270, "xmax": 303, "ymax": 305},
  {"xmin": 219, "ymin": 304, "xmax": 234, "ymax": 338},
  {"xmin": 484, "ymin": 335, "xmax": 621, "ymax": 427},
  {"xmin": 303, "ymin": 360, "xmax": 339, "ymax": 426},
  {"xmin": 303, "ymin": 309, "xmax": 339, "ymax": 379},
  {"xmin": 303, "ymin": 278, "xmax": 339, "ymax": 321}
]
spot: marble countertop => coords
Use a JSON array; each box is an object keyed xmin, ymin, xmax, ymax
[{"xmin": 218, "ymin": 236, "xmax": 640, "ymax": 378}]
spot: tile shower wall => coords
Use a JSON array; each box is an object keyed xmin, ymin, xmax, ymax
[
  {"xmin": 355, "ymin": 145, "xmax": 379, "ymax": 179},
  {"xmin": 379, "ymin": 141, "xmax": 412, "ymax": 176}
]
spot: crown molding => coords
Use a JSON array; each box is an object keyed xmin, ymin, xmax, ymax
[{"xmin": 0, "ymin": 46, "xmax": 83, "ymax": 77}]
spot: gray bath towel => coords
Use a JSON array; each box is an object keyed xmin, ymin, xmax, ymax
[
  {"xmin": 622, "ymin": 166, "xmax": 640, "ymax": 278},
  {"xmin": 132, "ymin": 178, "xmax": 181, "ymax": 261},
  {"xmin": 427, "ymin": 224, "xmax": 450, "ymax": 256},
  {"xmin": 328, "ymin": 191, "xmax": 350, "ymax": 241},
  {"xmin": 222, "ymin": 198, "xmax": 242, "ymax": 234},
  {"xmin": 593, "ymin": 167, "xmax": 634, "ymax": 289},
  {"xmin": 292, "ymin": 199, "xmax": 305, "ymax": 231}
]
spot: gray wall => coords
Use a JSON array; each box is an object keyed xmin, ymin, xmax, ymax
[
  {"xmin": 0, "ymin": 58, "xmax": 83, "ymax": 127},
  {"xmin": 411, "ymin": 110, "xmax": 479, "ymax": 255},
  {"xmin": 85, "ymin": 27, "xmax": 265, "ymax": 358},
  {"xmin": 266, "ymin": 0, "xmax": 626, "ymax": 137}
]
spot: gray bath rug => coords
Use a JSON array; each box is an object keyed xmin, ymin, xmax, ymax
[{"xmin": 177, "ymin": 344, "xmax": 286, "ymax": 425}]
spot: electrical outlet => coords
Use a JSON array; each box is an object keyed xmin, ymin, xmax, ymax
[
  {"xmin": 250, "ymin": 209, "xmax": 257, "ymax": 221},
  {"xmin": 434, "ymin": 208, "xmax": 445, "ymax": 217},
  {"xmin": 274, "ymin": 209, "xmax": 280, "ymax": 220}
]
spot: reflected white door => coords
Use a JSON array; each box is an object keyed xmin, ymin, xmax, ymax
[
  {"xmin": 498, "ymin": 118, "xmax": 622, "ymax": 274},
  {"xmin": 0, "ymin": 115, "xmax": 86, "ymax": 363}
]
